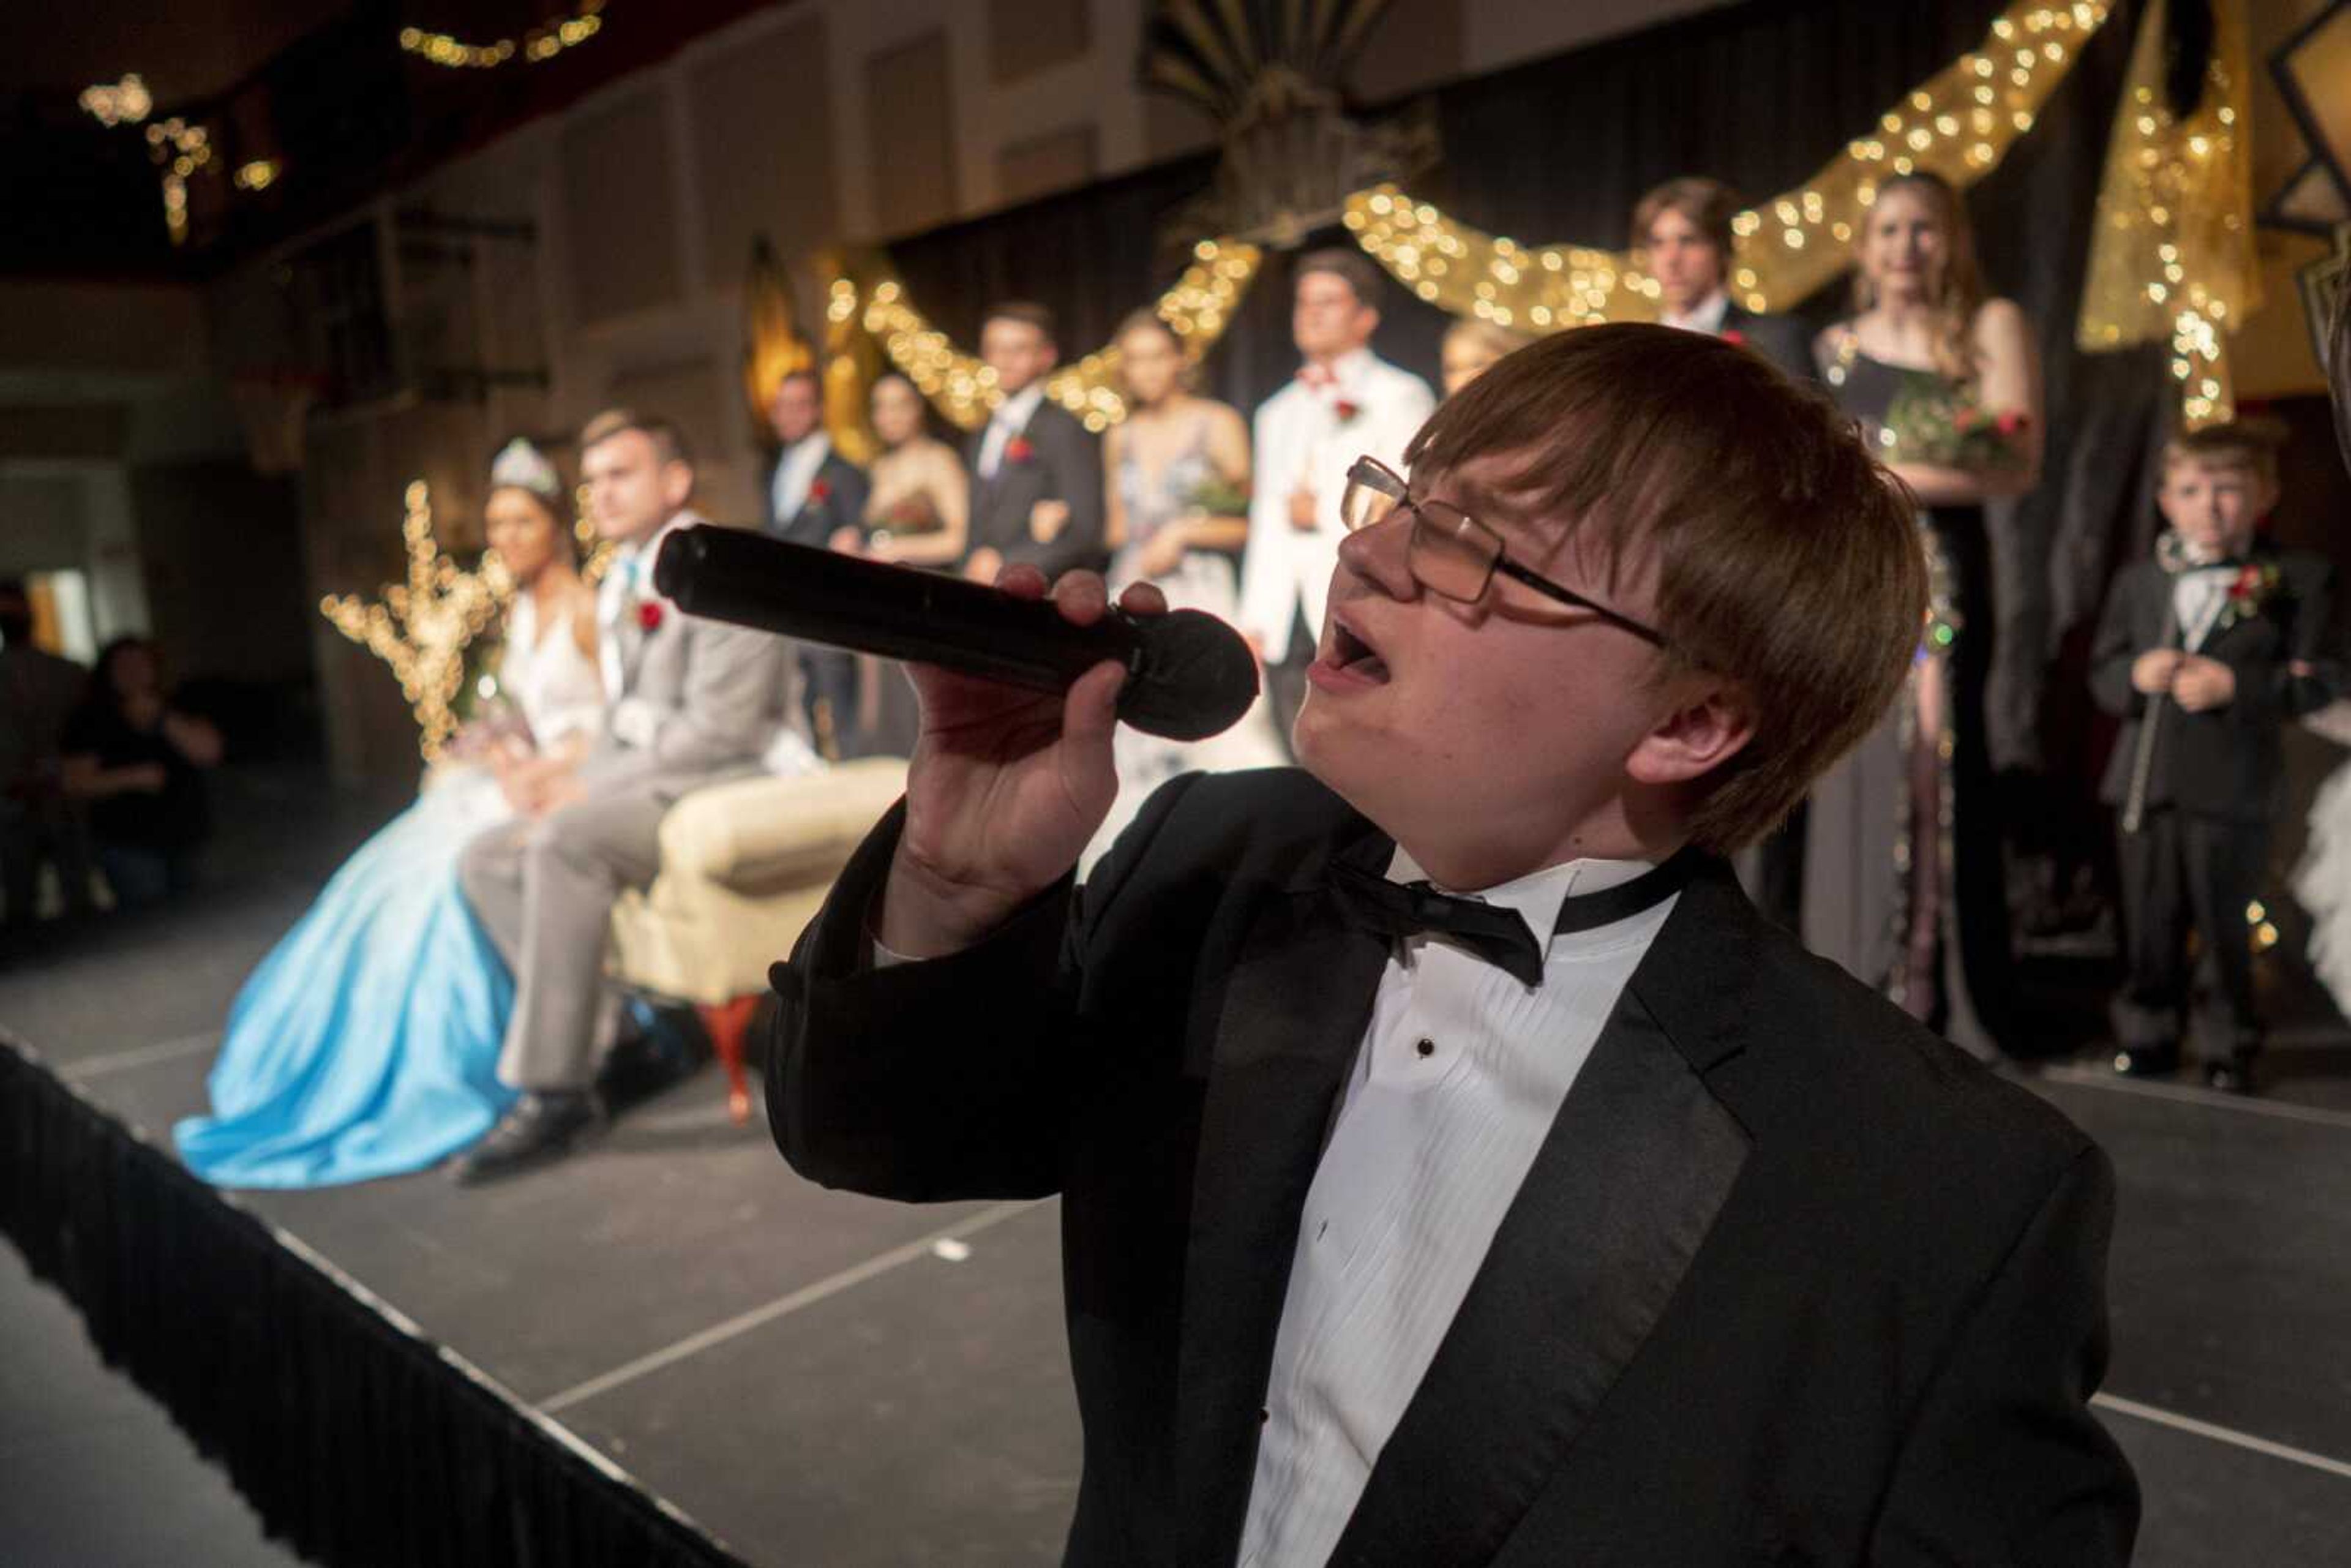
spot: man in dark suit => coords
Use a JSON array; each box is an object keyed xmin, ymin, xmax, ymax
[
  {"xmin": 1635, "ymin": 176, "xmax": 1812, "ymax": 927},
  {"xmin": 961, "ymin": 301, "xmax": 1106, "ymax": 585},
  {"xmin": 2090, "ymin": 422, "xmax": 2336, "ymax": 1092},
  {"xmin": 762, "ymin": 369, "xmax": 871, "ymax": 754},
  {"xmin": 771, "ymin": 326, "xmax": 2137, "ymax": 1564}
]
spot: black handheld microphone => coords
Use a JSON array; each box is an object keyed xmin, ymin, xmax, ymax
[{"xmin": 653, "ymin": 526, "xmax": 1261, "ymax": 742}]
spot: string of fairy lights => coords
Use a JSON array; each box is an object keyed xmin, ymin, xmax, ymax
[
  {"xmin": 320, "ymin": 484, "xmax": 512, "ymax": 763},
  {"xmin": 855, "ymin": 238, "xmax": 1265, "ymax": 432},
  {"xmin": 399, "ymin": 0, "xmax": 609, "ymax": 70},
  {"xmin": 79, "ymin": 6, "xmax": 617, "ymax": 245},
  {"xmin": 1344, "ymin": 1, "xmax": 2114, "ymax": 332},
  {"xmin": 2076, "ymin": 0, "xmax": 2257, "ymax": 427}
]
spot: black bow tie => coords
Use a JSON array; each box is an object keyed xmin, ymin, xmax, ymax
[{"xmin": 1328, "ymin": 852, "xmax": 1695, "ymax": 987}]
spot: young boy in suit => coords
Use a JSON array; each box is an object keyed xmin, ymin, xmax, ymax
[
  {"xmin": 2091, "ymin": 422, "xmax": 2337, "ymax": 1093},
  {"xmin": 772, "ymin": 325, "xmax": 2137, "ymax": 1564}
]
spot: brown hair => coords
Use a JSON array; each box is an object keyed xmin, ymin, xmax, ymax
[
  {"xmin": 2162, "ymin": 418, "xmax": 2285, "ymax": 489},
  {"xmin": 579, "ymin": 408, "xmax": 692, "ymax": 468},
  {"xmin": 1295, "ymin": 248, "xmax": 1384, "ymax": 308},
  {"xmin": 1853, "ymin": 171, "xmax": 1985, "ymax": 382},
  {"xmin": 983, "ymin": 300, "xmax": 1059, "ymax": 343},
  {"xmin": 1405, "ymin": 323, "xmax": 1927, "ymax": 852},
  {"xmin": 1631, "ymin": 176, "xmax": 1741, "ymax": 259}
]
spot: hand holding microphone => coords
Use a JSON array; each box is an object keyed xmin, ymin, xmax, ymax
[{"xmin": 653, "ymin": 527, "xmax": 1258, "ymax": 954}]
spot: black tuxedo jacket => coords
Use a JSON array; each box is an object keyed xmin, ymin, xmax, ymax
[
  {"xmin": 965, "ymin": 399, "xmax": 1107, "ymax": 577},
  {"xmin": 2089, "ymin": 542, "xmax": 2336, "ymax": 820},
  {"xmin": 771, "ymin": 770, "xmax": 2137, "ymax": 1566},
  {"xmin": 1720, "ymin": 304, "xmax": 1815, "ymax": 384},
  {"xmin": 765, "ymin": 445, "xmax": 871, "ymax": 551}
]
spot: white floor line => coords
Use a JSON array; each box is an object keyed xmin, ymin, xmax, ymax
[
  {"xmin": 2094, "ymin": 1394, "xmax": 2351, "ymax": 1481},
  {"xmin": 61, "ymin": 1030, "xmax": 220, "ymax": 1082},
  {"xmin": 2034, "ymin": 1063, "xmax": 2351, "ymax": 1131},
  {"xmin": 538, "ymin": 1198, "xmax": 1048, "ymax": 1416}
]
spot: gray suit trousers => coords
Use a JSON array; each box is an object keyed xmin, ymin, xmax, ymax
[{"xmin": 459, "ymin": 786, "xmax": 670, "ymax": 1092}]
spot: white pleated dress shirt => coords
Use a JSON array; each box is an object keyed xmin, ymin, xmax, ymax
[
  {"xmin": 2172, "ymin": 562, "xmax": 2237, "ymax": 652},
  {"xmin": 1236, "ymin": 847, "xmax": 1677, "ymax": 1567}
]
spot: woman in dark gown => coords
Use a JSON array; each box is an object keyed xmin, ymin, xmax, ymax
[{"xmin": 1802, "ymin": 171, "xmax": 2042, "ymax": 1056}]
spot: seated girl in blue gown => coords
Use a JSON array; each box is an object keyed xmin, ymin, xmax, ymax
[{"xmin": 177, "ymin": 441, "xmax": 607, "ymax": 1188}]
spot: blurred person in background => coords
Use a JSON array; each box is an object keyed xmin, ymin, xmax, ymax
[{"xmin": 61, "ymin": 635, "xmax": 220, "ymax": 910}]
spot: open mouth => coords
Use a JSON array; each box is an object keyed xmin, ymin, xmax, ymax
[{"xmin": 1328, "ymin": 619, "xmax": 1391, "ymax": 685}]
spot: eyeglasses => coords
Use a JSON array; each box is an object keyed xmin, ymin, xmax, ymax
[{"xmin": 1337, "ymin": 455, "xmax": 1670, "ymax": 647}]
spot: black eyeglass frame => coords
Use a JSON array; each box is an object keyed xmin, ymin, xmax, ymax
[{"xmin": 1340, "ymin": 455, "xmax": 1671, "ymax": 648}]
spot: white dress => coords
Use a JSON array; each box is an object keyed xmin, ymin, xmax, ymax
[{"xmin": 2292, "ymin": 700, "xmax": 2351, "ymax": 1022}]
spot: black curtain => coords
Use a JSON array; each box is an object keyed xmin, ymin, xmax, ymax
[{"xmin": 885, "ymin": 0, "xmax": 2157, "ymax": 782}]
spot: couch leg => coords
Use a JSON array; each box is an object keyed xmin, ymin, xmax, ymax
[{"xmin": 699, "ymin": 995, "xmax": 761, "ymax": 1125}]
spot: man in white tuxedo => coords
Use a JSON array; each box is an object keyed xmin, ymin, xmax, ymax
[
  {"xmin": 456, "ymin": 410, "xmax": 800, "ymax": 1182},
  {"xmin": 1238, "ymin": 250, "xmax": 1435, "ymax": 743}
]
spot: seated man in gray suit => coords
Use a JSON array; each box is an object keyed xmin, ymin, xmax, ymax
[{"xmin": 456, "ymin": 409, "xmax": 800, "ymax": 1184}]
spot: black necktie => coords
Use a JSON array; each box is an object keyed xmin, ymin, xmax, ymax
[{"xmin": 1328, "ymin": 851, "xmax": 1697, "ymax": 987}]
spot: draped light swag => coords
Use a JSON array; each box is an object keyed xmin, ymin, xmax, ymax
[
  {"xmin": 851, "ymin": 238, "xmax": 1266, "ymax": 433},
  {"xmin": 1343, "ymin": 1, "xmax": 2115, "ymax": 329},
  {"xmin": 2075, "ymin": 0, "xmax": 2257, "ymax": 429}
]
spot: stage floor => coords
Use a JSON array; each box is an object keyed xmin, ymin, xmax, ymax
[{"xmin": 4, "ymin": 767, "xmax": 2349, "ymax": 1566}]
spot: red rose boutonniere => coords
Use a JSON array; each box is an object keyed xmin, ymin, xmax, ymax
[
  {"xmin": 637, "ymin": 600, "xmax": 666, "ymax": 634},
  {"xmin": 808, "ymin": 479, "xmax": 831, "ymax": 506},
  {"xmin": 1333, "ymin": 397, "xmax": 1362, "ymax": 425},
  {"xmin": 2216, "ymin": 559, "xmax": 2282, "ymax": 635},
  {"xmin": 1005, "ymin": 435, "xmax": 1037, "ymax": 465}
]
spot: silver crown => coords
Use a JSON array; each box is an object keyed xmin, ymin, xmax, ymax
[{"xmin": 489, "ymin": 438, "xmax": 561, "ymax": 502}]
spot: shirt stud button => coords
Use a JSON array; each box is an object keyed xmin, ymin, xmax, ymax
[{"xmin": 1415, "ymin": 1037, "xmax": 1436, "ymax": 1058}]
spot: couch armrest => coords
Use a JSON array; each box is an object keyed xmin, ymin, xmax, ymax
[{"xmin": 656, "ymin": 757, "xmax": 909, "ymax": 893}]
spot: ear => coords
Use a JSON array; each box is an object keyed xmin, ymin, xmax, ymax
[
  {"xmin": 660, "ymin": 459, "xmax": 695, "ymax": 511},
  {"xmin": 1624, "ymin": 676, "xmax": 1757, "ymax": 787}
]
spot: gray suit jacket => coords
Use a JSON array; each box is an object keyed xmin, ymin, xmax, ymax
[{"xmin": 583, "ymin": 512, "xmax": 803, "ymax": 795}]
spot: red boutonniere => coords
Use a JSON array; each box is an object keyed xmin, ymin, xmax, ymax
[
  {"xmin": 1333, "ymin": 397, "xmax": 1362, "ymax": 424},
  {"xmin": 1005, "ymin": 435, "xmax": 1037, "ymax": 465},
  {"xmin": 808, "ymin": 479, "xmax": 831, "ymax": 505},
  {"xmin": 2217, "ymin": 560, "xmax": 2282, "ymax": 634},
  {"xmin": 1720, "ymin": 328, "xmax": 1747, "ymax": 347},
  {"xmin": 636, "ymin": 600, "xmax": 665, "ymax": 633}
]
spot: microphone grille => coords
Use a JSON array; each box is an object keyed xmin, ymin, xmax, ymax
[{"xmin": 1120, "ymin": 610, "xmax": 1262, "ymax": 741}]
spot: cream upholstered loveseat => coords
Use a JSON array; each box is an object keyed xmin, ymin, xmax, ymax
[{"xmin": 607, "ymin": 757, "xmax": 908, "ymax": 1122}]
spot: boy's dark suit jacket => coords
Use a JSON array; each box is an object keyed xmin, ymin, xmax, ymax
[
  {"xmin": 965, "ymin": 399, "xmax": 1107, "ymax": 577},
  {"xmin": 2089, "ymin": 541, "xmax": 2336, "ymax": 820},
  {"xmin": 764, "ymin": 445, "xmax": 872, "ymax": 551},
  {"xmin": 771, "ymin": 770, "xmax": 2137, "ymax": 1567},
  {"xmin": 1720, "ymin": 304, "xmax": 1815, "ymax": 384}
]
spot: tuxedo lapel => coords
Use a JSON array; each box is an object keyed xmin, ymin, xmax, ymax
[
  {"xmin": 1174, "ymin": 827, "xmax": 1393, "ymax": 1564},
  {"xmin": 1329, "ymin": 863, "xmax": 1755, "ymax": 1567}
]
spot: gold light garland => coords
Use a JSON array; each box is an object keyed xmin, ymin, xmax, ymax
[
  {"xmin": 143, "ymin": 117, "xmax": 213, "ymax": 246},
  {"xmin": 2075, "ymin": 0, "xmax": 2256, "ymax": 429},
  {"xmin": 1345, "ymin": 1, "xmax": 2113, "ymax": 328},
  {"xmin": 321, "ymin": 482, "xmax": 512, "ymax": 762},
  {"xmin": 857, "ymin": 238, "xmax": 1265, "ymax": 432},
  {"xmin": 78, "ymin": 74, "xmax": 152, "ymax": 127},
  {"xmin": 400, "ymin": 0, "xmax": 607, "ymax": 69}
]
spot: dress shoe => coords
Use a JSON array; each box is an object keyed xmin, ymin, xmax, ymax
[
  {"xmin": 2202, "ymin": 1059, "xmax": 2256, "ymax": 1095},
  {"xmin": 2110, "ymin": 1043, "xmax": 2180, "ymax": 1078},
  {"xmin": 453, "ymin": 1090, "xmax": 602, "ymax": 1185}
]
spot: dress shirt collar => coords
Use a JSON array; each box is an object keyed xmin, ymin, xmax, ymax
[
  {"xmin": 991, "ymin": 383, "xmax": 1046, "ymax": 432},
  {"xmin": 1385, "ymin": 844, "xmax": 1662, "ymax": 956},
  {"xmin": 1661, "ymin": 290, "xmax": 1731, "ymax": 336},
  {"xmin": 1299, "ymin": 346, "xmax": 1376, "ymax": 399}
]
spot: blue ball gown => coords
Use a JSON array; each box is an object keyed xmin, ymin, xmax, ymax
[{"xmin": 176, "ymin": 591, "xmax": 604, "ymax": 1188}]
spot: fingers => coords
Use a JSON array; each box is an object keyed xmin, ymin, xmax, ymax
[
  {"xmin": 1061, "ymin": 659, "xmax": 1127, "ymax": 751},
  {"xmin": 1049, "ymin": 570, "xmax": 1111, "ymax": 626},
  {"xmin": 1117, "ymin": 582, "xmax": 1169, "ymax": 618},
  {"xmin": 996, "ymin": 562, "xmax": 1049, "ymax": 599}
]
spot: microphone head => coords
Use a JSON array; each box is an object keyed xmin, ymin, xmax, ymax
[{"xmin": 1120, "ymin": 610, "xmax": 1261, "ymax": 741}]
